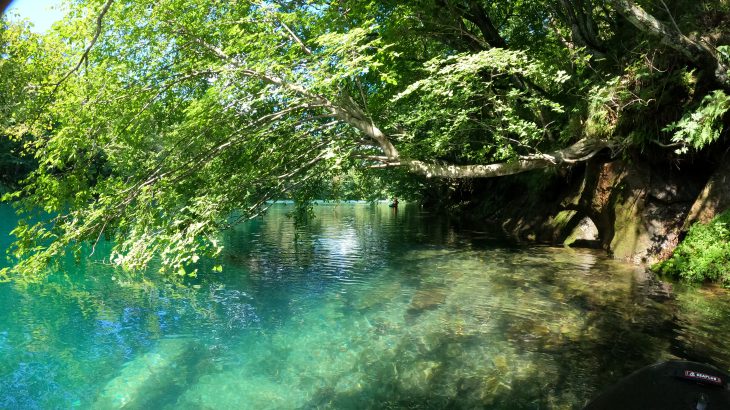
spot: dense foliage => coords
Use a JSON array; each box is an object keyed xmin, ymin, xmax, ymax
[
  {"xmin": 654, "ymin": 211, "xmax": 730, "ymax": 285},
  {"xmin": 0, "ymin": 19, "xmax": 49, "ymax": 190},
  {"xmin": 1, "ymin": 0, "xmax": 729, "ymax": 279}
]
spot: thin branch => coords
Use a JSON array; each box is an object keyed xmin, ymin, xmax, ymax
[
  {"xmin": 658, "ymin": 0, "xmax": 682, "ymax": 35},
  {"xmin": 651, "ymin": 139, "xmax": 685, "ymax": 148},
  {"xmin": 50, "ymin": 0, "xmax": 115, "ymax": 96},
  {"xmin": 279, "ymin": 19, "xmax": 312, "ymax": 55},
  {"xmin": 369, "ymin": 162, "xmax": 401, "ymax": 169},
  {"xmin": 277, "ymin": 145, "xmax": 330, "ymax": 180},
  {"xmin": 355, "ymin": 155, "xmax": 391, "ymax": 162},
  {"xmin": 89, "ymin": 219, "xmax": 108, "ymax": 257},
  {"xmin": 119, "ymin": 69, "xmax": 218, "ymax": 135}
]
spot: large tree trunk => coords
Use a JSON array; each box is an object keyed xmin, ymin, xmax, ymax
[
  {"xmin": 554, "ymin": 0, "xmax": 606, "ymax": 56},
  {"xmin": 610, "ymin": 0, "xmax": 729, "ymax": 86},
  {"xmin": 464, "ymin": 0, "xmax": 508, "ymax": 49}
]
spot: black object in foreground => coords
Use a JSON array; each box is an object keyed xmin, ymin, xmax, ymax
[{"xmin": 586, "ymin": 360, "xmax": 730, "ymax": 410}]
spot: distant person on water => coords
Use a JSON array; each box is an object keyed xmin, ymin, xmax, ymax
[{"xmin": 389, "ymin": 197, "xmax": 399, "ymax": 208}]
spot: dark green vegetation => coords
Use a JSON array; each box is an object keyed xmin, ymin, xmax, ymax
[
  {"xmin": 654, "ymin": 210, "xmax": 730, "ymax": 284},
  {"xmin": 1, "ymin": 0, "xmax": 729, "ymax": 280}
]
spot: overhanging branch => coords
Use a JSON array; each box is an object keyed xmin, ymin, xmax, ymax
[
  {"xmin": 51, "ymin": 0, "xmax": 115, "ymax": 95},
  {"xmin": 175, "ymin": 21, "xmax": 609, "ymax": 180},
  {"xmin": 402, "ymin": 137, "xmax": 610, "ymax": 178}
]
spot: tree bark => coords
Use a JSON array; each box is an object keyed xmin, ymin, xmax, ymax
[
  {"xmin": 555, "ymin": 0, "xmax": 606, "ymax": 56},
  {"xmin": 401, "ymin": 137, "xmax": 610, "ymax": 178},
  {"xmin": 464, "ymin": 0, "xmax": 508, "ymax": 49},
  {"xmin": 610, "ymin": 0, "xmax": 728, "ymax": 86}
]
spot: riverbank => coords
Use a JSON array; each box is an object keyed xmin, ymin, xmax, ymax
[{"xmin": 456, "ymin": 148, "xmax": 730, "ymax": 276}]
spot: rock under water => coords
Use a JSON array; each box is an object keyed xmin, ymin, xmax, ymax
[{"xmin": 94, "ymin": 338, "xmax": 198, "ymax": 409}]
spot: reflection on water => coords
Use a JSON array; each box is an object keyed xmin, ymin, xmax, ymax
[{"xmin": 0, "ymin": 203, "xmax": 729, "ymax": 409}]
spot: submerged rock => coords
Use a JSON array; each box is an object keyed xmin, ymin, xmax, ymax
[
  {"xmin": 407, "ymin": 287, "xmax": 446, "ymax": 315},
  {"xmin": 176, "ymin": 373, "xmax": 305, "ymax": 410},
  {"xmin": 493, "ymin": 355, "xmax": 509, "ymax": 373},
  {"xmin": 398, "ymin": 360, "xmax": 440, "ymax": 393},
  {"xmin": 94, "ymin": 338, "xmax": 197, "ymax": 409},
  {"xmin": 351, "ymin": 281, "xmax": 402, "ymax": 311}
]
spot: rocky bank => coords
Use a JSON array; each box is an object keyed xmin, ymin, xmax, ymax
[{"xmin": 469, "ymin": 150, "xmax": 730, "ymax": 267}]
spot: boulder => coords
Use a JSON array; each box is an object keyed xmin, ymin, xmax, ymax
[
  {"xmin": 587, "ymin": 160, "xmax": 699, "ymax": 264},
  {"xmin": 407, "ymin": 287, "xmax": 446, "ymax": 315},
  {"xmin": 564, "ymin": 216, "xmax": 600, "ymax": 247},
  {"xmin": 682, "ymin": 159, "xmax": 730, "ymax": 229}
]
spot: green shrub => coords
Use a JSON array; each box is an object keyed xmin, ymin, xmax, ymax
[{"xmin": 653, "ymin": 210, "xmax": 730, "ymax": 284}]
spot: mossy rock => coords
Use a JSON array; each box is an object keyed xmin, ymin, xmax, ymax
[
  {"xmin": 609, "ymin": 197, "xmax": 650, "ymax": 262},
  {"xmin": 564, "ymin": 216, "xmax": 600, "ymax": 247},
  {"xmin": 539, "ymin": 210, "xmax": 578, "ymax": 243}
]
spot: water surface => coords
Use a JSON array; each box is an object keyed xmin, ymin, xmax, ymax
[{"xmin": 1, "ymin": 203, "xmax": 729, "ymax": 409}]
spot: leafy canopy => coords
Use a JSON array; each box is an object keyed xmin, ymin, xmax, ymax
[{"xmin": 1, "ymin": 0, "xmax": 729, "ymax": 279}]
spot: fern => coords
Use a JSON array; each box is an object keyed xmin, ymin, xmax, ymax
[{"xmin": 663, "ymin": 90, "xmax": 730, "ymax": 154}]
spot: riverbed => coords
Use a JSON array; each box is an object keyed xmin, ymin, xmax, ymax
[{"xmin": 0, "ymin": 203, "xmax": 728, "ymax": 409}]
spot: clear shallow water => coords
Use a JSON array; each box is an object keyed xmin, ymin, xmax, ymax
[{"xmin": 1, "ymin": 203, "xmax": 730, "ymax": 409}]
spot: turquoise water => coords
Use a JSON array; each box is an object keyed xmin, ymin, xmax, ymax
[{"xmin": 1, "ymin": 203, "xmax": 730, "ymax": 409}]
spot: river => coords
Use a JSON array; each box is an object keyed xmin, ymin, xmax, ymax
[{"xmin": 0, "ymin": 203, "xmax": 729, "ymax": 409}]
